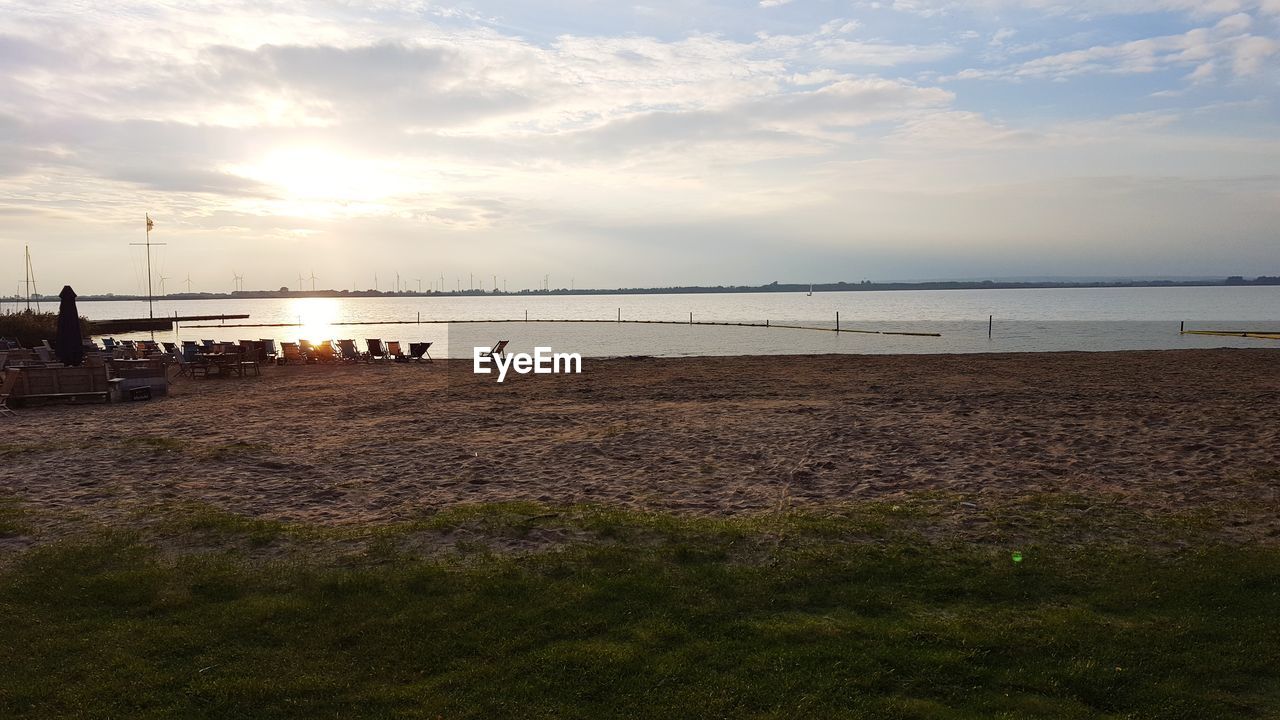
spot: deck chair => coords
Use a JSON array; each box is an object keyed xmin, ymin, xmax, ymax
[
  {"xmin": 314, "ymin": 340, "xmax": 337, "ymax": 363},
  {"xmin": 280, "ymin": 342, "xmax": 305, "ymax": 364},
  {"xmin": 337, "ymin": 339, "xmax": 361, "ymax": 362},
  {"xmin": 479, "ymin": 340, "xmax": 509, "ymax": 360},
  {"xmin": 366, "ymin": 339, "xmax": 388, "ymax": 361},
  {"xmin": 385, "ymin": 341, "xmax": 408, "ymax": 362},
  {"xmin": 258, "ymin": 339, "xmax": 278, "ymax": 362},
  {"xmin": 237, "ymin": 341, "xmax": 262, "ymax": 373},
  {"xmin": 172, "ymin": 348, "xmax": 206, "ymax": 378},
  {"xmin": 34, "ymin": 346, "xmax": 55, "ymax": 364},
  {"xmin": 408, "ymin": 342, "xmax": 433, "ymax": 363}
]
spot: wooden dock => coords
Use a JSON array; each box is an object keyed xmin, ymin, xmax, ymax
[{"xmin": 89, "ymin": 314, "xmax": 251, "ymax": 334}]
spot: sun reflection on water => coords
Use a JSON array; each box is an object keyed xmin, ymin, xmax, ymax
[{"xmin": 289, "ymin": 297, "xmax": 341, "ymax": 343}]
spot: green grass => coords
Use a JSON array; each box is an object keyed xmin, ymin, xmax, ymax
[
  {"xmin": 0, "ymin": 497, "xmax": 29, "ymax": 538},
  {"xmin": 1, "ymin": 502, "xmax": 1279, "ymax": 719}
]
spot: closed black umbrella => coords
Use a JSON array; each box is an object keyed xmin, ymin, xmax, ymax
[{"xmin": 55, "ymin": 285, "xmax": 84, "ymax": 367}]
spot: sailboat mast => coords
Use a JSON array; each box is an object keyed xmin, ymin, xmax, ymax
[
  {"xmin": 23, "ymin": 245, "xmax": 39, "ymax": 311},
  {"xmin": 24, "ymin": 246, "xmax": 30, "ymax": 311}
]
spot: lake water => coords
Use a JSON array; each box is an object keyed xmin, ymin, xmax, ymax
[{"xmin": 65, "ymin": 286, "xmax": 1280, "ymax": 357}]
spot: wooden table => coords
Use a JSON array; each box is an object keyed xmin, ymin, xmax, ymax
[{"xmin": 195, "ymin": 353, "xmax": 254, "ymax": 378}]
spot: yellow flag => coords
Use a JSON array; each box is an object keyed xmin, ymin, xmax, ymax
[{"xmin": 146, "ymin": 214, "xmax": 154, "ymax": 231}]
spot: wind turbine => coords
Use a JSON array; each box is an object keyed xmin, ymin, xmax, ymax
[
  {"xmin": 184, "ymin": 274, "xmax": 193, "ymax": 293},
  {"xmin": 232, "ymin": 272, "xmax": 244, "ymax": 292},
  {"xmin": 158, "ymin": 275, "xmax": 170, "ymax": 297},
  {"xmin": 297, "ymin": 273, "xmax": 305, "ymax": 291},
  {"xmin": 309, "ymin": 270, "xmax": 318, "ymax": 291},
  {"xmin": 415, "ymin": 278, "xmax": 422, "ymax": 293}
]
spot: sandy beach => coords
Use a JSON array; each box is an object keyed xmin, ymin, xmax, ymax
[{"xmin": 2, "ymin": 349, "xmax": 1277, "ymax": 534}]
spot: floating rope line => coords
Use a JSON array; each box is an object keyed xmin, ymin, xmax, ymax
[
  {"xmin": 1181, "ymin": 329, "xmax": 1280, "ymax": 340},
  {"xmin": 181, "ymin": 317, "xmax": 942, "ymax": 337}
]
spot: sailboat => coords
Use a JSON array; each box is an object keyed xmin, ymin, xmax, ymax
[{"xmin": 807, "ymin": 284, "xmax": 813, "ymax": 297}]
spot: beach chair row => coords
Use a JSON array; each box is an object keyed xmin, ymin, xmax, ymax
[{"xmin": 278, "ymin": 339, "xmax": 433, "ymax": 364}]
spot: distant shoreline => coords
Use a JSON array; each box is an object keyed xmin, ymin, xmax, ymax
[{"xmin": 14, "ymin": 275, "xmax": 1277, "ymax": 302}]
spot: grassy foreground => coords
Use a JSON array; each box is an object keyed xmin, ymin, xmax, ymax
[{"xmin": 1, "ymin": 500, "xmax": 1279, "ymax": 719}]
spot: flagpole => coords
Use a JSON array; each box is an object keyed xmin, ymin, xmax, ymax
[
  {"xmin": 146, "ymin": 218, "xmax": 154, "ymax": 323},
  {"xmin": 131, "ymin": 214, "xmax": 165, "ymax": 341}
]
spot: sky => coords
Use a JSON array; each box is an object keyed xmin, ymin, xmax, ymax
[{"xmin": 1, "ymin": 0, "xmax": 1278, "ymax": 294}]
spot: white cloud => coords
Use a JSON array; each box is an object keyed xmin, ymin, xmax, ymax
[
  {"xmin": 990, "ymin": 28, "xmax": 1017, "ymax": 46},
  {"xmin": 883, "ymin": 0, "xmax": 1268, "ymax": 18},
  {"xmin": 951, "ymin": 14, "xmax": 1278, "ymax": 81},
  {"xmin": 0, "ymin": 0, "xmax": 1277, "ymax": 288}
]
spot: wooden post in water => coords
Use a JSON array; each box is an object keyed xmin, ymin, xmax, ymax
[
  {"xmin": 689, "ymin": 312, "xmax": 693, "ymax": 325},
  {"xmin": 988, "ymin": 315, "xmax": 993, "ymax": 339},
  {"xmin": 1180, "ymin": 320, "xmax": 1184, "ymax": 333},
  {"xmin": 836, "ymin": 311, "xmax": 840, "ymax": 333},
  {"xmin": 617, "ymin": 308, "xmax": 620, "ymax": 323},
  {"xmin": 525, "ymin": 309, "xmax": 528, "ymax": 322}
]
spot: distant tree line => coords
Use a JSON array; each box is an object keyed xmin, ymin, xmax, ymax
[{"xmin": 20, "ymin": 275, "xmax": 1280, "ymax": 302}]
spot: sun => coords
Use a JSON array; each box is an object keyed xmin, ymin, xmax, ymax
[{"xmin": 232, "ymin": 147, "xmax": 405, "ymax": 205}]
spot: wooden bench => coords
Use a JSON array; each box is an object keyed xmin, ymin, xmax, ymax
[{"xmin": 2, "ymin": 365, "xmax": 113, "ymax": 406}]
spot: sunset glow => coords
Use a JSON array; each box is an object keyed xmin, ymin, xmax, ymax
[{"xmin": 1, "ymin": 1, "xmax": 1277, "ymax": 293}]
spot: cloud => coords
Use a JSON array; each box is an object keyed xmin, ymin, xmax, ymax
[
  {"xmin": 950, "ymin": 14, "xmax": 1279, "ymax": 81},
  {"xmin": 882, "ymin": 0, "xmax": 1272, "ymax": 18},
  {"xmin": 0, "ymin": 0, "xmax": 1277, "ymax": 289},
  {"xmin": 989, "ymin": 28, "xmax": 1017, "ymax": 46}
]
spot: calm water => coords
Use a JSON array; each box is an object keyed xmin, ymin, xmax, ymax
[{"xmin": 66, "ymin": 286, "xmax": 1280, "ymax": 357}]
